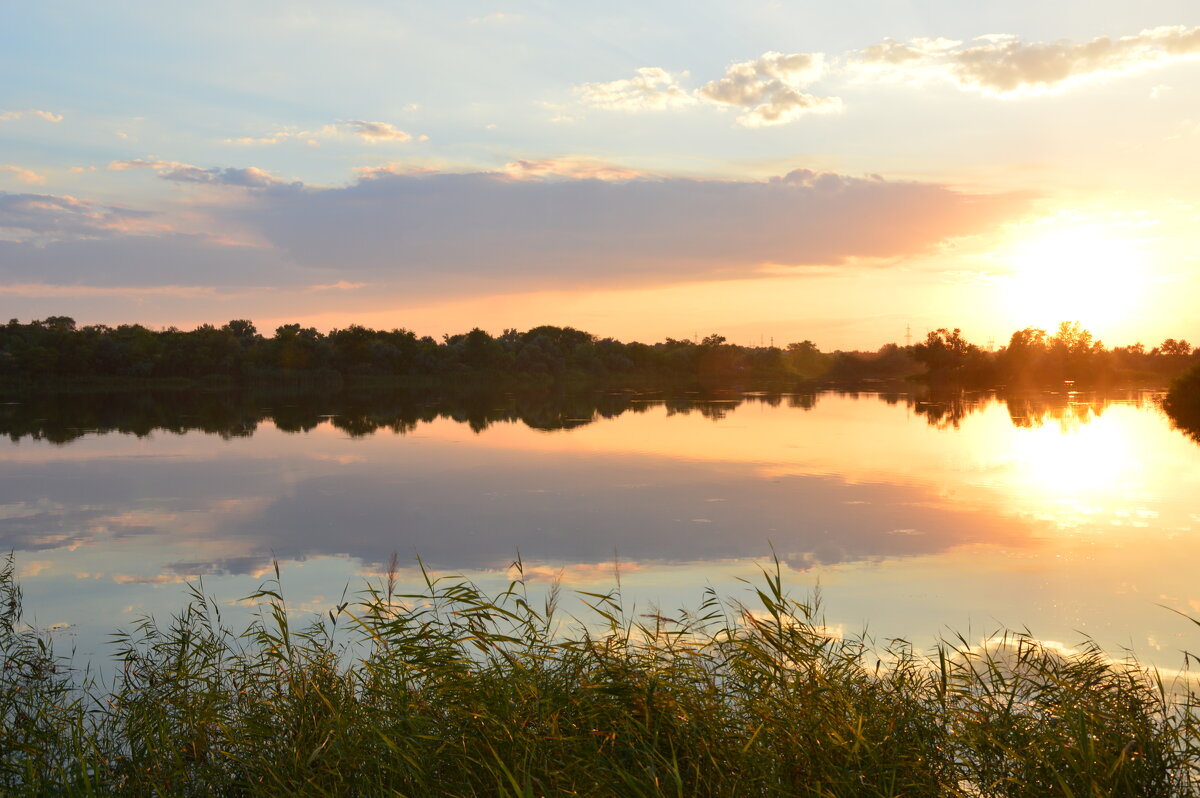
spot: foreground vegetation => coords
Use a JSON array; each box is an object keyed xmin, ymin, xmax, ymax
[
  {"xmin": 3, "ymin": 316, "xmax": 1197, "ymax": 391},
  {"xmin": 3, "ymin": 555, "xmax": 1198, "ymax": 796}
]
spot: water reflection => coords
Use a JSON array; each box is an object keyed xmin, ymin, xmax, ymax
[
  {"xmin": 0, "ymin": 386, "xmax": 1168, "ymax": 443},
  {"xmin": 3, "ymin": 386, "xmax": 1197, "ymax": 668}
]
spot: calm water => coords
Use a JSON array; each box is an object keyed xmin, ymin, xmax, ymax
[{"xmin": 4, "ymin": 388, "xmax": 1199, "ymax": 666}]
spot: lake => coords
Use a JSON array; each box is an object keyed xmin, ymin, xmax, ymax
[{"xmin": 3, "ymin": 386, "xmax": 1198, "ymax": 668}]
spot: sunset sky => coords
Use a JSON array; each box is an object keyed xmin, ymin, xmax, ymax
[{"xmin": 2, "ymin": 1, "xmax": 1198, "ymax": 349}]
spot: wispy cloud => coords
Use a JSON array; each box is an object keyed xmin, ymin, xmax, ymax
[
  {"xmin": 343, "ymin": 120, "xmax": 412, "ymax": 142},
  {"xmin": 0, "ymin": 165, "xmax": 47, "ymax": 185},
  {"xmin": 574, "ymin": 67, "xmax": 697, "ymax": 111},
  {"xmin": 225, "ymin": 120, "xmax": 416, "ymax": 146},
  {"xmin": 0, "ymin": 109, "xmax": 62, "ymax": 123},
  {"xmin": 306, "ymin": 280, "xmax": 367, "ymax": 292},
  {"xmin": 109, "ymin": 159, "xmax": 292, "ymax": 188},
  {"xmin": 502, "ymin": 157, "xmax": 649, "ymax": 181},
  {"xmin": 850, "ymin": 25, "xmax": 1200, "ymax": 95},
  {"xmin": 575, "ymin": 24, "xmax": 1200, "ymax": 126}
]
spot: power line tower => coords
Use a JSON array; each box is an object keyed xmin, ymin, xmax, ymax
[{"xmin": 905, "ymin": 324, "xmax": 912, "ymax": 347}]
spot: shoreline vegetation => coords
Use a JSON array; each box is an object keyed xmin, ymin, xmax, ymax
[
  {"xmin": 3, "ymin": 554, "xmax": 1198, "ymax": 796},
  {"xmin": 3, "ymin": 317, "xmax": 1198, "ymax": 395}
]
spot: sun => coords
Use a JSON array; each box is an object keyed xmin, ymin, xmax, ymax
[{"xmin": 1001, "ymin": 224, "xmax": 1148, "ymax": 333}]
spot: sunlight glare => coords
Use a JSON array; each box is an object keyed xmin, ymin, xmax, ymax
[
  {"xmin": 1007, "ymin": 406, "xmax": 1141, "ymax": 528},
  {"xmin": 1002, "ymin": 225, "xmax": 1147, "ymax": 333}
]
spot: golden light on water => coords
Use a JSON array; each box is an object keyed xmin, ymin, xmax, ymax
[
  {"xmin": 1001, "ymin": 224, "xmax": 1148, "ymax": 334},
  {"xmin": 1007, "ymin": 404, "xmax": 1138, "ymax": 509}
]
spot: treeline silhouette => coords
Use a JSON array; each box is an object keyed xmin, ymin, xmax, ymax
[
  {"xmin": 0, "ymin": 317, "xmax": 915, "ymax": 388},
  {"xmin": 2, "ymin": 317, "xmax": 1196, "ymax": 389},
  {"xmin": 0, "ymin": 385, "xmax": 1159, "ymax": 445},
  {"xmin": 910, "ymin": 321, "xmax": 1198, "ymax": 386}
]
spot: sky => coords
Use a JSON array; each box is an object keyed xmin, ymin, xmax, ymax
[{"xmin": 2, "ymin": 1, "xmax": 1198, "ymax": 349}]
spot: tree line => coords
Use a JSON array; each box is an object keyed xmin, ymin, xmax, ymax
[
  {"xmin": 909, "ymin": 321, "xmax": 1197, "ymax": 385},
  {"xmin": 1, "ymin": 316, "xmax": 1196, "ymax": 389}
]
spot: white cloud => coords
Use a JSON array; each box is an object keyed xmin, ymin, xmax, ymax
[
  {"xmin": 0, "ymin": 109, "xmax": 62, "ymax": 123},
  {"xmin": 574, "ymin": 67, "xmax": 697, "ymax": 111},
  {"xmin": 0, "ymin": 165, "xmax": 47, "ymax": 185},
  {"xmin": 699, "ymin": 51, "xmax": 842, "ymax": 127},
  {"xmin": 577, "ymin": 53, "xmax": 839, "ymax": 127},
  {"xmin": 574, "ymin": 25, "xmax": 1200, "ymax": 128},
  {"xmin": 343, "ymin": 120, "xmax": 412, "ymax": 142},
  {"xmin": 109, "ymin": 159, "xmax": 291, "ymax": 188},
  {"xmin": 225, "ymin": 120, "xmax": 414, "ymax": 146},
  {"xmin": 699, "ymin": 51, "xmax": 825, "ymax": 105},
  {"xmin": 852, "ymin": 25, "xmax": 1200, "ymax": 95}
]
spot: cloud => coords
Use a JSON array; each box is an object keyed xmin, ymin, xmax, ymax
[
  {"xmin": 343, "ymin": 120, "xmax": 412, "ymax": 142},
  {"xmin": 0, "ymin": 165, "xmax": 47, "ymax": 185},
  {"xmin": 502, "ymin": 157, "xmax": 648, "ymax": 181},
  {"xmin": 306, "ymin": 280, "xmax": 367, "ymax": 292},
  {"xmin": 0, "ymin": 191, "xmax": 156, "ymax": 241},
  {"xmin": 576, "ymin": 25, "xmax": 1200, "ymax": 126},
  {"xmin": 698, "ymin": 51, "xmax": 842, "ymax": 127},
  {"xmin": 577, "ymin": 53, "xmax": 840, "ymax": 126},
  {"xmin": 574, "ymin": 67, "xmax": 697, "ymax": 111},
  {"xmin": 0, "ymin": 109, "xmax": 62, "ymax": 123},
  {"xmin": 109, "ymin": 159, "xmax": 292, "ymax": 188},
  {"xmin": 0, "ymin": 166, "xmax": 1030, "ymax": 299},
  {"xmin": 0, "ymin": 232, "xmax": 295, "ymax": 286},
  {"xmin": 852, "ymin": 25, "xmax": 1200, "ymax": 95},
  {"xmin": 225, "ymin": 120, "xmax": 415, "ymax": 146},
  {"xmin": 239, "ymin": 167, "xmax": 1030, "ymax": 293}
]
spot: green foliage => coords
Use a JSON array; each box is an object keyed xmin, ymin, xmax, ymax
[{"xmin": 1, "ymin": 553, "xmax": 1198, "ymax": 796}]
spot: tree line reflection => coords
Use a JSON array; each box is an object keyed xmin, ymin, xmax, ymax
[{"xmin": 0, "ymin": 386, "xmax": 1169, "ymax": 445}]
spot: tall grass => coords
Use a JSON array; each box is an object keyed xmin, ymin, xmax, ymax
[{"xmin": 2, "ymin": 552, "xmax": 1197, "ymax": 796}]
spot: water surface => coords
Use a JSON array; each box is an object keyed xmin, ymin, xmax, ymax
[{"xmin": 4, "ymin": 388, "xmax": 1198, "ymax": 666}]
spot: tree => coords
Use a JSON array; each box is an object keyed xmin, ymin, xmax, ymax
[{"xmin": 909, "ymin": 328, "xmax": 982, "ymax": 377}]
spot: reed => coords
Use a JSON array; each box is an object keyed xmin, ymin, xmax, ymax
[{"xmin": 2, "ymin": 552, "xmax": 1196, "ymax": 796}]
